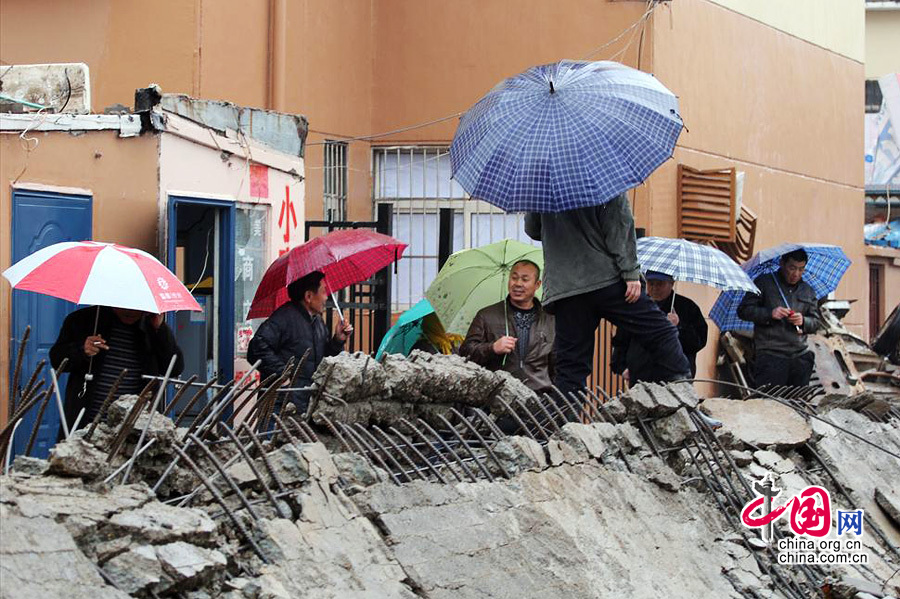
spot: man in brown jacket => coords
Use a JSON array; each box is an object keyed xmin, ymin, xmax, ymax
[{"xmin": 459, "ymin": 260, "xmax": 555, "ymax": 393}]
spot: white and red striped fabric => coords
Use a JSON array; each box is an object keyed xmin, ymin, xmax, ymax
[{"xmin": 2, "ymin": 241, "xmax": 201, "ymax": 313}]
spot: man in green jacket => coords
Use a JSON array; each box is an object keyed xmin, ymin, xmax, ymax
[
  {"xmin": 459, "ymin": 260, "xmax": 555, "ymax": 394},
  {"xmin": 525, "ymin": 194, "xmax": 690, "ymax": 398}
]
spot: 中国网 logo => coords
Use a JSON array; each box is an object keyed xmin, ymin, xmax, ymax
[{"xmin": 740, "ymin": 473, "xmax": 867, "ymax": 565}]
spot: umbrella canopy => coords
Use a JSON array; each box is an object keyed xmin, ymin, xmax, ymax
[
  {"xmin": 425, "ymin": 239, "xmax": 543, "ymax": 336},
  {"xmin": 636, "ymin": 237, "xmax": 758, "ymax": 293},
  {"xmin": 709, "ymin": 243, "xmax": 851, "ymax": 332},
  {"xmin": 248, "ymin": 228, "xmax": 407, "ymax": 319},
  {"xmin": 2, "ymin": 241, "xmax": 201, "ymax": 313},
  {"xmin": 375, "ymin": 298, "xmax": 435, "ymax": 360},
  {"xmin": 450, "ymin": 60, "xmax": 683, "ymax": 213}
]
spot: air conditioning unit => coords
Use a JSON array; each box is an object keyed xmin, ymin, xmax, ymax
[{"xmin": 0, "ymin": 63, "xmax": 91, "ymax": 114}]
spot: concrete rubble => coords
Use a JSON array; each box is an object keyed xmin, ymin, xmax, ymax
[{"xmin": 0, "ymin": 355, "xmax": 898, "ymax": 599}]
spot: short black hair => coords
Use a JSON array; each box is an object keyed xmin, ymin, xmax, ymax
[
  {"xmin": 781, "ymin": 249, "xmax": 808, "ymax": 264},
  {"xmin": 512, "ymin": 259, "xmax": 541, "ymax": 279},
  {"xmin": 288, "ymin": 271, "xmax": 325, "ymax": 302}
]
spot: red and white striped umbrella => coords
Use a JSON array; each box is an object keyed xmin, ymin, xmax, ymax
[{"xmin": 2, "ymin": 241, "xmax": 201, "ymax": 313}]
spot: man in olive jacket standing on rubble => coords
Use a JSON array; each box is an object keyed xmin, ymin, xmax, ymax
[{"xmin": 525, "ymin": 193, "xmax": 691, "ymax": 398}]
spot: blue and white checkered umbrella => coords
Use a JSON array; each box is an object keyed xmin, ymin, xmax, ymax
[
  {"xmin": 637, "ymin": 237, "xmax": 758, "ymax": 292},
  {"xmin": 709, "ymin": 243, "xmax": 851, "ymax": 332},
  {"xmin": 450, "ymin": 60, "xmax": 683, "ymax": 213}
]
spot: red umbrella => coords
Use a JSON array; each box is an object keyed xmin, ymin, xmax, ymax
[
  {"xmin": 2, "ymin": 241, "xmax": 201, "ymax": 313},
  {"xmin": 247, "ymin": 229, "xmax": 407, "ymax": 319}
]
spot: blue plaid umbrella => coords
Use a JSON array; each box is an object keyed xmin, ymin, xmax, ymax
[
  {"xmin": 636, "ymin": 237, "xmax": 758, "ymax": 293},
  {"xmin": 709, "ymin": 243, "xmax": 851, "ymax": 332},
  {"xmin": 450, "ymin": 60, "xmax": 683, "ymax": 213}
]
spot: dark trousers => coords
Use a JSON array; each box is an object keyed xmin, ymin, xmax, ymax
[
  {"xmin": 553, "ymin": 281, "xmax": 691, "ymax": 396},
  {"xmin": 753, "ymin": 351, "xmax": 815, "ymax": 388}
]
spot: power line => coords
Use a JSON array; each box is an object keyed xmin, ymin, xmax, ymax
[{"xmin": 307, "ymin": 3, "xmax": 661, "ymax": 145}]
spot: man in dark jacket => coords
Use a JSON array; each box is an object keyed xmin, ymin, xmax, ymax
[
  {"xmin": 459, "ymin": 260, "xmax": 555, "ymax": 393},
  {"xmin": 50, "ymin": 306, "xmax": 184, "ymax": 433},
  {"xmin": 247, "ymin": 271, "xmax": 353, "ymax": 413},
  {"xmin": 611, "ymin": 271, "xmax": 708, "ymax": 384},
  {"xmin": 525, "ymin": 194, "xmax": 691, "ymax": 397},
  {"xmin": 737, "ymin": 249, "xmax": 820, "ymax": 387}
]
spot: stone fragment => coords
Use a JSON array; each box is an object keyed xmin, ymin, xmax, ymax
[
  {"xmin": 107, "ymin": 502, "xmax": 217, "ymax": 545},
  {"xmin": 637, "ymin": 456, "xmax": 681, "ymax": 492},
  {"xmin": 618, "ymin": 383, "xmax": 657, "ymax": 417},
  {"xmin": 729, "ymin": 450, "xmax": 753, "ymax": 467},
  {"xmin": 615, "ymin": 423, "xmax": 646, "ymax": 452},
  {"xmin": 545, "ymin": 439, "xmax": 584, "ymax": 466},
  {"xmin": 333, "ymin": 452, "xmax": 388, "ymax": 488},
  {"xmin": 103, "ymin": 545, "xmax": 165, "ymax": 594},
  {"xmin": 156, "ymin": 541, "xmax": 227, "ymax": 584},
  {"xmin": 832, "ymin": 577, "xmax": 887, "ymax": 599},
  {"xmin": 602, "ymin": 397, "xmax": 628, "ymax": 423},
  {"xmin": 48, "ymin": 437, "xmax": 108, "ymax": 479},
  {"xmin": 644, "ymin": 383, "xmax": 682, "ymax": 415},
  {"xmin": 874, "ymin": 486, "xmax": 900, "ymax": 526},
  {"xmin": 752, "ymin": 450, "xmax": 782, "ymax": 470},
  {"xmin": 105, "ymin": 395, "xmax": 142, "ymax": 426},
  {"xmin": 11, "ymin": 455, "xmax": 49, "ymax": 475},
  {"xmin": 556, "ymin": 423, "xmax": 607, "ymax": 460},
  {"xmin": 699, "ymin": 398, "xmax": 812, "ymax": 448},
  {"xmin": 667, "ymin": 381, "xmax": 701, "ymax": 410},
  {"xmin": 650, "ymin": 408, "xmax": 695, "ymax": 447},
  {"xmin": 492, "ymin": 436, "xmax": 547, "ymax": 474}
]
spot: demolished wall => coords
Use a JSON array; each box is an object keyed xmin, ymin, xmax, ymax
[{"xmin": 1, "ymin": 353, "xmax": 898, "ymax": 599}]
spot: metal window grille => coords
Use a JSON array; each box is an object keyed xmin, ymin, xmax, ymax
[
  {"xmin": 373, "ymin": 146, "xmax": 539, "ymax": 312},
  {"xmin": 324, "ymin": 141, "xmax": 348, "ymax": 221}
]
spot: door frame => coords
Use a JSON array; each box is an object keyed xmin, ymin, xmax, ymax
[{"xmin": 166, "ymin": 195, "xmax": 235, "ymax": 383}]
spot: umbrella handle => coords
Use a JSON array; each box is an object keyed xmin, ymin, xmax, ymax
[{"xmin": 330, "ymin": 290, "xmax": 345, "ymax": 323}]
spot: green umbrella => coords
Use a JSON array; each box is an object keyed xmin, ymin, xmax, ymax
[
  {"xmin": 425, "ymin": 239, "xmax": 544, "ymax": 336},
  {"xmin": 376, "ymin": 298, "xmax": 435, "ymax": 359}
]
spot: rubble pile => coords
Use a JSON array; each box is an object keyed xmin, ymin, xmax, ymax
[
  {"xmin": 309, "ymin": 350, "xmax": 540, "ymax": 427},
  {"xmin": 1, "ymin": 358, "xmax": 898, "ymax": 599}
]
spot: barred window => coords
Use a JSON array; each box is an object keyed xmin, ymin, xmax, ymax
[{"xmin": 324, "ymin": 141, "xmax": 348, "ymax": 221}]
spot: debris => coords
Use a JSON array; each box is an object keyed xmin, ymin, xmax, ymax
[
  {"xmin": 699, "ymin": 398, "xmax": 813, "ymax": 448},
  {"xmin": 48, "ymin": 437, "xmax": 109, "ymax": 479},
  {"xmin": 874, "ymin": 486, "xmax": 900, "ymax": 527}
]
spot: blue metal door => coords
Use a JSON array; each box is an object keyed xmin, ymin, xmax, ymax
[{"xmin": 10, "ymin": 189, "xmax": 92, "ymax": 458}]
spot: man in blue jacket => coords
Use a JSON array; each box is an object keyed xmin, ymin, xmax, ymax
[
  {"xmin": 248, "ymin": 271, "xmax": 353, "ymax": 413},
  {"xmin": 737, "ymin": 249, "xmax": 820, "ymax": 387}
]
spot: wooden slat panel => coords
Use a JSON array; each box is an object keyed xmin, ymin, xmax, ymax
[{"xmin": 678, "ymin": 164, "xmax": 737, "ymax": 242}]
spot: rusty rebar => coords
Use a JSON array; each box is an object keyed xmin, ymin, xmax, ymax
[
  {"xmin": 171, "ymin": 444, "xmax": 270, "ymax": 563},
  {"xmin": 371, "ymin": 425, "xmax": 428, "ymax": 482},
  {"xmin": 416, "ymin": 418, "xmax": 479, "ymax": 482},
  {"xmin": 435, "ymin": 414, "xmax": 494, "ymax": 482},
  {"xmin": 185, "ymin": 379, "xmax": 236, "ymax": 439},
  {"xmin": 339, "ymin": 423, "xmax": 402, "ymax": 485},
  {"xmin": 449, "ymin": 408, "xmax": 510, "ymax": 479},
  {"xmin": 187, "ymin": 433, "xmax": 262, "ymax": 522},
  {"xmin": 511, "ymin": 397, "xmax": 550, "ymax": 441},
  {"xmin": 18, "ymin": 359, "xmax": 46, "ymax": 414},
  {"xmin": 173, "ymin": 377, "xmax": 217, "ymax": 428},
  {"xmin": 0, "ymin": 386, "xmax": 49, "ymax": 458},
  {"xmin": 163, "ymin": 374, "xmax": 197, "ymax": 415},
  {"xmin": 317, "ymin": 414, "xmax": 354, "ymax": 453},
  {"xmin": 531, "ymin": 395, "xmax": 563, "ymax": 434},
  {"xmin": 240, "ymin": 424, "xmax": 288, "ymax": 495},
  {"xmin": 353, "ymin": 423, "xmax": 413, "ymax": 482},
  {"xmin": 494, "ymin": 398, "xmax": 538, "ymax": 442},
  {"xmin": 23, "ymin": 390, "xmax": 53, "ymax": 457},
  {"xmin": 295, "ymin": 418, "xmax": 319, "ymax": 443},
  {"xmin": 387, "ymin": 425, "xmax": 448, "ymax": 484},
  {"xmin": 9, "ymin": 327, "xmax": 30, "ymax": 418},
  {"xmin": 398, "ymin": 417, "xmax": 464, "ymax": 483},
  {"xmin": 84, "ymin": 368, "xmax": 129, "ymax": 441},
  {"xmin": 106, "ymin": 385, "xmax": 155, "ymax": 463},
  {"xmin": 285, "ymin": 415, "xmax": 313, "ymax": 443},
  {"xmin": 470, "ymin": 407, "xmax": 507, "ymax": 440}
]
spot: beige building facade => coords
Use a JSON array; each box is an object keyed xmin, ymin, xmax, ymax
[{"xmin": 1, "ymin": 0, "xmax": 868, "ymax": 404}]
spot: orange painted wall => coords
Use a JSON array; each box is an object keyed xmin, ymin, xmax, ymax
[{"xmin": 0, "ymin": 131, "xmax": 160, "ymax": 425}]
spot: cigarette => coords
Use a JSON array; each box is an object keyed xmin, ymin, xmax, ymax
[{"xmin": 93, "ymin": 341, "xmax": 102, "ymax": 346}]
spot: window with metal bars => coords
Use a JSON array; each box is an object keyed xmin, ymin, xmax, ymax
[
  {"xmin": 323, "ymin": 141, "xmax": 348, "ymax": 221},
  {"xmin": 372, "ymin": 146, "xmax": 539, "ymax": 311}
]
